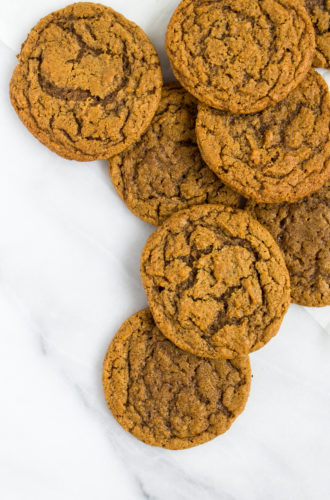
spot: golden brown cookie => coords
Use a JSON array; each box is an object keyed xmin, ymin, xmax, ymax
[
  {"xmin": 246, "ymin": 182, "xmax": 330, "ymax": 307},
  {"xmin": 304, "ymin": 0, "xmax": 330, "ymax": 68},
  {"xmin": 140, "ymin": 205, "xmax": 290, "ymax": 359},
  {"xmin": 108, "ymin": 83, "xmax": 242, "ymax": 225},
  {"xmin": 10, "ymin": 2, "xmax": 162, "ymax": 161},
  {"xmin": 165, "ymin": 0, "xmax": 315, "ymax": 114},
  {"xmin": 103, "ymin": 308, "xmax": 251, "ymax": 449},
  {"xmin": 196, "ymin": 70, "xmax": 330, "ymax": 204}
]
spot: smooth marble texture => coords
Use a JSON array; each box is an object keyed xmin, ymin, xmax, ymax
[{"xmin": 0, "ymin": 2, "xmax": 329, "ymax": 499}]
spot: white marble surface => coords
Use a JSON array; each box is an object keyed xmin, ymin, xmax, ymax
[{"xmin": 0, "ymin": 2, "xmax": 329, "ymax": 499}]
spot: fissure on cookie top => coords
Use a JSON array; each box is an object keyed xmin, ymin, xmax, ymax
[
  {"xmin": 165, "ymin": 0, "xmax": 315, "ymax": 114},
  {"xmin": 303, "ymin": 0, "xmax": 330, "ymax": 68},
  {"xmin": 140, "ymin": 205, "xmax": 290, "ymax": 360},
  {"xmin": 103, "ymin": 309, "xmax": 251, "ymax": 449},
  {"xmin": 108, "ymin": 83, "xmax": 243, "ymax": 226},
  {"xmin": 246, "ymin": 182, "xmax": 330, "ymax": 307},
  {"xmin": 10, "ymin": 2, "xmax": 162, "ymax": 161},
  {"xmin": 196, "ymin": 70, "xmax": 330, "ymax": 204}
]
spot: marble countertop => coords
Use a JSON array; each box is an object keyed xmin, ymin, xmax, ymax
[{"xmin": 0, "ymin": 1, "xmax": 329, "ymax": 499}]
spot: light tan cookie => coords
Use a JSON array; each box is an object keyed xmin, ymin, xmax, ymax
[
  {"xmin": 103, "ymin": 309, "xmax": 251, "ymax": 449},
  {"xmin": 166, "ymin": 0, "xmax": 315, "ymax": 113},
  {"xmin": 10, "ymin": 2, "xmax": 162, "ymax": 160},
  {"xmin": 196, "ymin": 70, "xmax": 330, "ymax": 204},
  {"xmin": 140, "ymin": 204, "xmax": 290, "ymax": 359}
]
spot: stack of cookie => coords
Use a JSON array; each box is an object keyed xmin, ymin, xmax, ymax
[
  {"xmin": 165, "ymin": 0, "xmax": 330, "ymax": 308},
  {"xmin": 107, "ymin": 0, "xmax": 329, "ymax": 450},
  {"xmin": 9, "ymin": 1, "xmax": 329, "ymax": 450}
]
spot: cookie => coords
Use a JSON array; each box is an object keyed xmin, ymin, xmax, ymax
[
  {"xmin": 10, "ymin": 2, "xmax": 162, "ymax": 161},
  {"xmin": 103, "ymin": 308, "xmax": 251, "ymax": 449},
  {"xmin": 140, "ymin": 205, "xmax": 290, "ymax": 359},
  {"xmin": 303, "ymin": 0, "xmax": 330, "ymax": 68},
  {"xmin": 245, "ymin": 182, "xmax": 330, "ymax": 307},
  {"xmin": 108, "ymin": 83, "xmax": 243, "ymax": 225},
  {"xmin": 165, "ymin": 0, "xmax": 315, "ymax": 114},
  {"xmin": 196, "ymin": 70, "xmax": 330, "ymax": 204}
]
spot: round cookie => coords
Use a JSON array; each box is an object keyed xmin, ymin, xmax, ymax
[
  {"xmin": 10, "ymin": 2, "xmax": 162, "ymax": 161},
  {"xmin": 140, "ymin": 204, "xmax": 290, "ymax": 359},
  {"xmin": 304, "ymin": 0, "xmax": 330, "ymax": 69},
  {"xmin": 108, "ymin": 83, "xmax": 243, "ymax": 225},
  {"xmin": 165, "ymin": 0, "xmax": 315, "ymax": 114},
  {"xmin": 246, "ymin": 182, "xmax": 330, "ymax": 307},
  {"xmin": 196, "ymin": 70, "xmax": 330, "ymax": 204},
  {"xmin": 103, "ymin": 309, "xmax": 251, "ymax": 449}
]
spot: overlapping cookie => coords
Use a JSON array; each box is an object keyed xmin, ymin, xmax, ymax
[
  {"xmin": 196, "ymin": 70, "xmax": 330, "ymax": 203},
  {"xmin": 246, "ymin": 182, "xmax": 330, "ymax": 307},
  {"xmin": 303, "ymin": 0, "xmax": 330, "ymax": 68},
  {"xmin": 103, "ymin": 309, "xmax": 251, "ymax": 449},
  {"xmin": 109, "ymin": 83, "xmax": 242, "ymax": 225},
  {"xmin": 141, "ymin": 205, "xmax": 290, "ymax": 359}
]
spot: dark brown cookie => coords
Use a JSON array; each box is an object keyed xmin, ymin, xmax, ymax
[
  {"xmin": 140, "ymin": 205, "xmax": 290, "ymax": 359},
  {"xmin": 10, "ymin": 2, "xmax": 162, "ymax": 161},
  {"xmin": 103, "ymin": 308, "xmax": 251, "ymax": 449},
  {"xmin": 165, "ymin": 0, "xmax": 315, "ymax": 114},
  {"xmin": 108, "ymin": 83, "xmax": 242, "ymax": 225},
  {"xmin": 304, "ymin": 0, "xmax": 330, "ymax": 68},
  {"xmin": 245, "ymin": 182, "xmax": 330, "ymax": 307},
  {"xmin": 196, "ymin": 70, "xmax": 330, "ymax": 204}
]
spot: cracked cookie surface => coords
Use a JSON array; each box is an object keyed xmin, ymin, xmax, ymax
[
  {"xmin": 140, "ymin": 205, "xmax": 290, "ymax": 359},
  {"xmin": 246, "ymin": 182, "xmax": 330, "ymax": 306},
  {"xmin": 10, "ymin": 2, "xmax": 162, "ymax": 161},
  {"xmin": 108, "ymin": 83, "xmax": 242, "ymax": 225},
  {"xmin": 303, "ymin": 0, "xmax": 330, "ymax": 68},
  {"xmin": 103, "ymin": 308, "xmax": 251, "ymax": 449},
  {"xmin": 196, "ymin": 70, "xmax": 330, "ymax": 204},
  {"xmin": 165, "ymin": 0, "xmax": 315, "ymax": 114}
]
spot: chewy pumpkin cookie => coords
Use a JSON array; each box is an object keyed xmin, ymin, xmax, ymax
[
  {"xmin": 10, "ymin": 2, "xmax": 162, "ymax": 161},
  {"xmin": 165, "ymin": 0, "xmax": 315, "ymax": 114},
  {"xmin": 303, "ymin": 0, "xmax": 330, "ymax": 68},
  {"xmin": 103, "ymin": 309, "xmax": 251, "ymax": 449},
  {"xmin": 246, "ymin": 182, "xmax": 330, "ymax": 307},
  {"xmin": 108, "ymin": 83, "xmax": 242, "ymax": 225},
  {"xmin": 196, "ymin": 70, "xmax": 330, "ymax": 204},
  {"xmin": 140, "ymin": 205, "xmax": 290, "ymax": 359}
]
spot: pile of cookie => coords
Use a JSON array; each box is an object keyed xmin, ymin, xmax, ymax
[{"xmin": 10, "ymin": 1, "xmax": 329, "ymax": 450}]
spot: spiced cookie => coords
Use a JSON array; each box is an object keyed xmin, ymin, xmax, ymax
[
  {"xmin": 140, "ymin": 205, "xmax": 290, "ymax": 359},
  {"xmin": 304, "ymin": 0, "xmax": 330, "ymax": 68},
  {"xmin": 108, "ymin": 83, "xmax": 242, "ymax": 225},
  {"xmin": 246, "ymin": 182, "xmax": 330, "ymax": 307},
  {"xmin": 165, "ymin": 0, "xmax": 315, "ymax": 114},
  {"xmin": 196, "ymin": 70, "xmax": 330, "ymax": 204},
  {"xmin": 103, "ymin": 309, "xmax": 251, "ymax": 449},
  {"xmin": 10, "ymin": 2, "xmax": 162, "ymax": 161}
]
